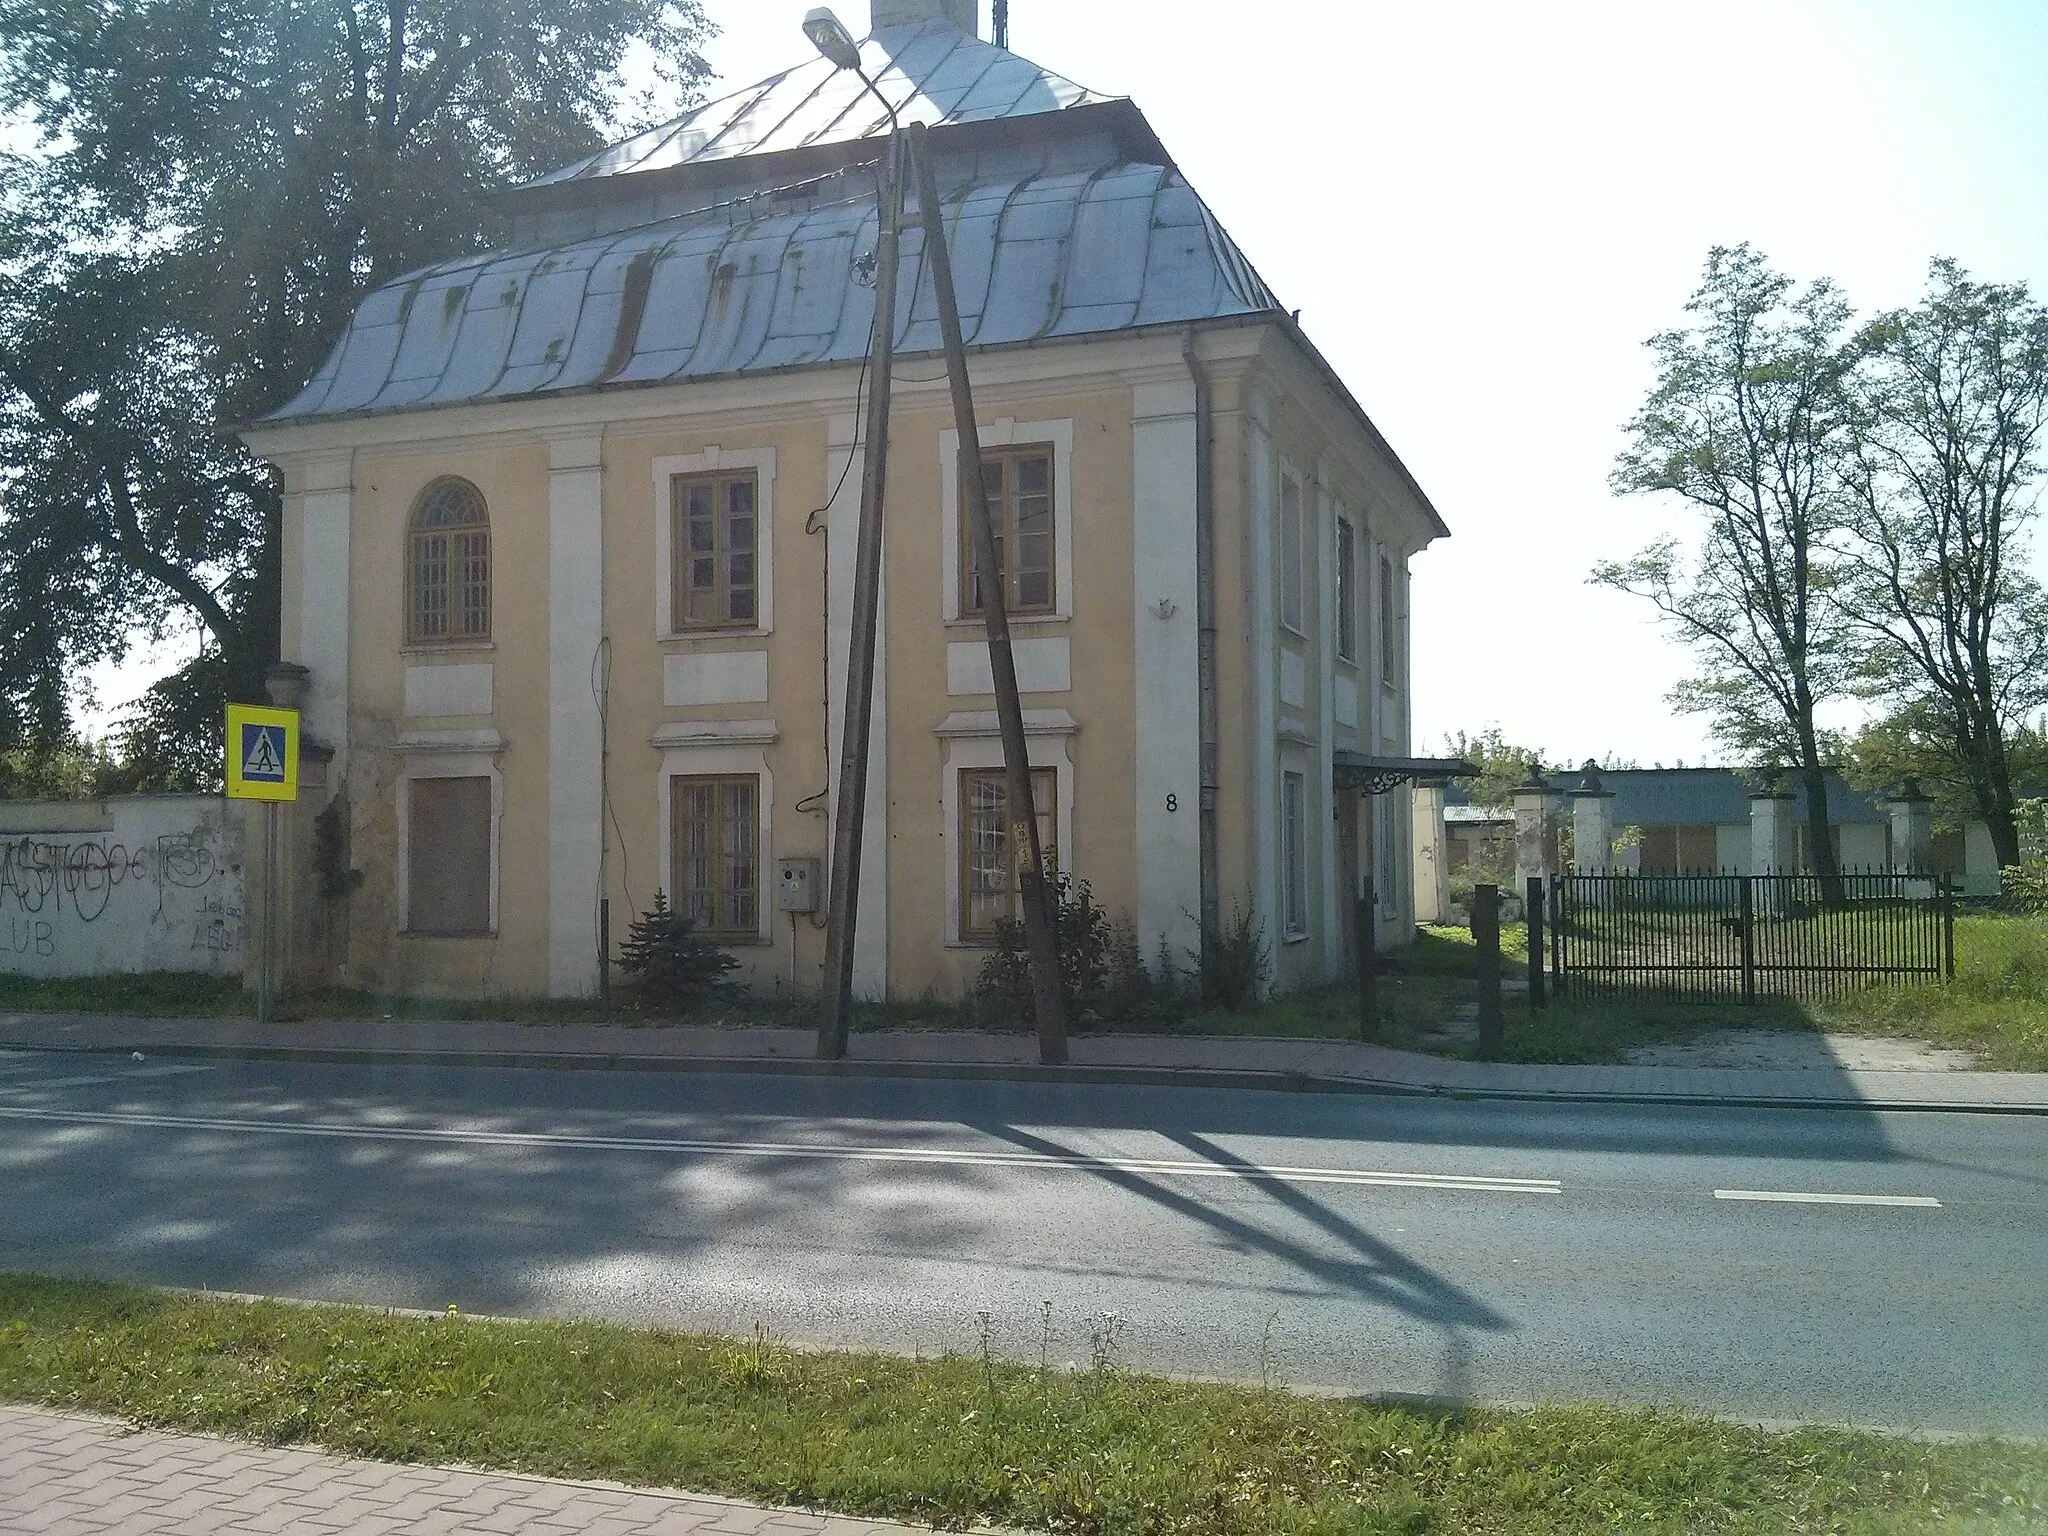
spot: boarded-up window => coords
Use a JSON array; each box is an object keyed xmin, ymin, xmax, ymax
[
  {"xmin": 963, "ymin": 447, "xmax": 1055, "ymax": 616},
  {"xmin": 408, "ymin": 776, "xmax": 492, "ymax": 934},
  {"xmin": 1638, "ymin": 824, "xmax": 1720, "ymax": 875},
  {"xmin": 960, "ymin": 766, "xmax": 1056, "ymax": 941},
  {"xmin": 672, "ymin": 471, "xmax": 759, "ymax": 628},
  {"xmin": 672, "ymin": 776, "xmax": 759, "ymax": 935},
  {"xmin": 408, "ymin": 478, "xmax": 491, "ymax": 644}
]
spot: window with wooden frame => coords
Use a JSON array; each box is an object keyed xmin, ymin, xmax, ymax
[
  {"xmin": 1378, "ymin": 553, "xmax": 1398, "ymax": 685},
  {"xmin": 671, "ymin": 470, "xmax": 759, "ymax": 629},
  {"xmin": 961, "ymin": 446, "xmax": 1054, "ymax": 617},
  {"xmin": 408, "ymin": 478, "xmax": 491, "ymax": 644},
  {"xmin": 671, "ymin": 775, "xmax": 760, "ymax": 936},
  {"xmin": 959, "ymin": 765, "xmax": 1057, "ymax": 941},
  {"xmin": 1282, "ymin": 770, "xmax": 1308, "ymax": 937},
  {"xmin": 407, "ymin": 776, "xmax": 492, "ymax": 935},
  {"xmin": 1336, "ymin": 517, "xmax": 1357, "ymax": 663}
]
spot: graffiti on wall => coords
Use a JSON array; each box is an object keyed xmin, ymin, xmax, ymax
[{"xmin": 0, "ymin": 822, "xmax": 242, "ymax": 971}]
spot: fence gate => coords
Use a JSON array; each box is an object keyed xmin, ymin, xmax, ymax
[{"xmin": 1550, "ymin": 872, "xmax": 1955, "ymax": 1001}]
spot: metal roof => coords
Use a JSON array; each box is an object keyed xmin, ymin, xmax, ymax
[
  {"xmin": 265, "ymin": 154, "xmax": 1278, "ymax": 422},
  {"xmin": 1443, "ymin": 768, "xmax": 1889, "ymax": 826},
  {"xmin": 525, "ymin": 21, "xmax": 1116, "ymax": 191}
]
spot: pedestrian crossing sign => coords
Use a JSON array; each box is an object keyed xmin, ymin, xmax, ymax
[{"xmin": 225, "ymin": 704, "xmax": 300, "ymax": 802}]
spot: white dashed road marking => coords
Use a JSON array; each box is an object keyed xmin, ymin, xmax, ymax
[
  {"xmin": 0, "ymin": 1104, "xmax": 1562, "ymax": 1195},
  {"xmin": 1714, "ymin": 1189, "xmax": 1942, "ymax": 1208}
]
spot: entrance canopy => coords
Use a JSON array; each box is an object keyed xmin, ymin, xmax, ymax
[{"xmin": 1334, "ymin": 753, "xmax": 1479, "ymax": 796}]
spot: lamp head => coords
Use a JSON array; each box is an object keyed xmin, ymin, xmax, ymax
[{"xmin": 803, "ymin": 7, "xmax": 863, "ymax": 71}]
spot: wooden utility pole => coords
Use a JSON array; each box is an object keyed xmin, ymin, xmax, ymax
[
  {"xmin": 817, "ymin": 132, "xmax": 904, "ymax": 1060},
  {"xmin": 908, "ymin": 123, "xmax": 1067, "ymax": 1062}
]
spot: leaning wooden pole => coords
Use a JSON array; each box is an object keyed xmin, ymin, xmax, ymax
[
  {"xmin": 817, "ymin": 132, "xmax": 903, "ymax": 1061},
  {"xmin": 908, "ymin": 123, "xmax": 1068, "ymax": 1063}
]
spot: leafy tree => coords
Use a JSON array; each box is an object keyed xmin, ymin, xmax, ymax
[
  {"xmin": 1839, "ymin": 259, "xmax": 2048, "ymax": 868},
  {"xmin": 0, "ymin": 0, "xmax": 713, "ymax": 770},
  {"xmin": 1596, "ymin": 244, "xmax": 1857, "ymax": 885},
  {"xmin": 1440, "ymin": 728, "xmax": 1550, "ymax": 809}
]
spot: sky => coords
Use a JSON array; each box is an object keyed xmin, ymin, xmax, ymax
[
  {"xmin": 699, "ymin": 0, "xmax": 2048, "ymax": 770},
  {"xmin": 73, "ymin": 1, "xmax": 2048, "ymax": 767}
]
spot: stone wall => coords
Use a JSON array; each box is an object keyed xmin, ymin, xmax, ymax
[{"xmin": 0, "ymin": 796, "xmax": 244, "ymax": 977}]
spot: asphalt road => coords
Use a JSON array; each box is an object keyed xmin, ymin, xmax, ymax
[{"xmin": 1, "ymin": 1048, "xmax": 2041, "ymax": 1434}]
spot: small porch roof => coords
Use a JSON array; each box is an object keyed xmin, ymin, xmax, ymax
[{"xmin": 1334, "ymin": 753, "xmax": 1479, "ymax": 794}]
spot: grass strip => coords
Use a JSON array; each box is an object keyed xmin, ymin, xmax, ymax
[{"xmin": 3, "ymin": 1274, "xmax": 2043, "ymax": 1534}]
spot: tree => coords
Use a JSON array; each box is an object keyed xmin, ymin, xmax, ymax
[
  {"xmin": 1596, "ymin": 244, "xmax": 1857, "ymax": 883},
  {"xmin": 1839, "ymin": 259, "xmax": 2048, "ymax": 868},
  {"xmin": 0, "ymin": 0, "xmax": 712, "ymax": 776},
  {"xmin": 1441, "ymin": 728, "xmax": 1551, "ymax": 809}
]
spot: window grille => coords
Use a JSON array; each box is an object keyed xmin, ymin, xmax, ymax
[
  {"xmin": 672, "ymin": 472, "xmax": 759, "ymax": 628},
  {"xmin": 672, "ymin": 775, "xmax": 760, "ymax": 935},
  {"xmin": 408, "ymin": 478, "xmax": 490, "ymax": 644},
  {"xmin": 963, "ymin": 448, "xmax": 1055, "ymax": 616},
  {"xmin": 960, "ymin": 766, "xmax": 1057, "ymax": 940}
]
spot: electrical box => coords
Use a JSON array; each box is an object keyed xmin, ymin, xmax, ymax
[{"xmin": 776, "ymin": 857, "xmax": 821, "ymax": 914}]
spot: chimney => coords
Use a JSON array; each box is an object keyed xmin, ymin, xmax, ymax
[{"xmin": 871, "ymin": 0, "xmax": 977, "ymax": 33}]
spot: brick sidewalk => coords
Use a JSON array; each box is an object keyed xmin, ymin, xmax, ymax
[
  {"xmin": 4, "ymin": 1010, "xmax": 2046, "ymax": 1111},
  {"xmin": 0, "ymin": 1403, "xmax": 933, "ymax": 1535}
]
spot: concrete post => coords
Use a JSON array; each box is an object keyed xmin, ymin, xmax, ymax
[
  {"xmin": 1569, "ymin": 760, "xmax": 1615, "ymax": 874},
  {"xmin": 1887, "ymin": 778, "xmax": 1935, "ymax": 875},
  {"xmin": 1411, "ymin": 779, "xmax": 1449, "ymax": 924},
  {"xmin": 1749, "ymin": 786, "xmax": 1798, "ymax": 874},
  {"xmin": 1750, "ymin": 782, "xmax": 1798, "ymax": 915},
  {"xmin": 1512, "ymin": 762, "xmax": 1557, "ymax": 903},
  {"xmin": 246, "ymin": 663, "xmax": 314, "ymax": 998}
]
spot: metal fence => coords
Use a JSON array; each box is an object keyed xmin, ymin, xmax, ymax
[{"xmin": 1549, "ymin": 870, "xmax": 1955, "ymax": 1001}]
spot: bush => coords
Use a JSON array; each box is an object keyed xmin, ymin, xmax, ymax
[
  {"xmin": 1197, "ymin": 897, "xmax": 1270, "ymax": 1009},
  {"xmin": 2004, "ymin": 860, "xmax": 2048, "ymax": 916},
  {"xmin": 974, "ymin": 869, "xmax": 1111, "ymax": 1024},
  {"xmin": 618, "ymin": 892, "xmax": 740, "ymax": 1013}
]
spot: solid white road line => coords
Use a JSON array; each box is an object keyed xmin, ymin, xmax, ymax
[
  {"xmin": 0, "ymin": 1064, "xmax": 215, "ymax": 1091},
  {"xmin": 1714, "ymin": 1189, "xmax": 1942, "ymax": 1208},
  {"xmin": 0, "ymin": 1105, "xmax": 1562, "ymax": 1195}
]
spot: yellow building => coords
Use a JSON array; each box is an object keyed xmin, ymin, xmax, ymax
[{"xmin": 243, "ymin": 0, "xmax": 1449, "ymax": 1003}]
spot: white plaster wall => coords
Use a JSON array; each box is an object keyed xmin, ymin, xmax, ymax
[
  {"xmin": 0, "ymin": 797, "xmax": 244, "ymax": 977},
  {"xmin": 546, "ymin": 433, "xmax": 605, "ymax": 997},
  {"xmin": 1715, "ymin": 824, "xmax": 1749, "ymax": 875},
  {"xmin": 1130, "ymin": 382, "xmax": 1202, "ymax": 969},
  {"xmin": 1837, "ymin": 823, "xmax": 1889, "ymax": 872},
  {"xmin": 945, "ymin": 638, "xmax": 1071, "ymax": 695},
  {"xmin": 664, "ymin": 650, "xmax": 771, "ymax": 707}
]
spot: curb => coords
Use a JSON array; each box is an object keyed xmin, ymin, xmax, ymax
[{"xmin": 5, "ymin": 1036, "xmax": 2046, "ymax": 1115}]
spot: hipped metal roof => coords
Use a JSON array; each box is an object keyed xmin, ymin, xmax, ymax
[
  {"xmin": 263, "ymin": 19, "xmax": 1280, "ymax": 424},
  {"xmin": 265, "ymin": 157, "xmax": 1277, "ymax": 422},
  {"xmin": 526, "ymin": 21, "xmax": 1118, "ymax": 190}
]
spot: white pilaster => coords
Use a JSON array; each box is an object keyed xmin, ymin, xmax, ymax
[
  {"xmin": 297, "ymin": 453, "xmax": 354, "ymax": 779},
  {"xmin": 1315, "ymin": 475, "xmax": 1340, "ymax": 980},
  {"xmin": 1246, "ymin": 403, "xmax": 1279, "ymax": 991},
  {"xmin": 1411, "ymin": 781, "xmax": 1449, "ymax": 923},
  {"xmin": 1131, "ymin": 381, "xmax": 1202, "ymax": 972},
  {"xmin": 547, "ymin": 433, "xmax": 605, "ymax": 998},
  {"xmin": 827, "ymin": 413, "xmax": 888, "ymax": 999}
]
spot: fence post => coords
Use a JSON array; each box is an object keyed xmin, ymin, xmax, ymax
[
  {"xmin": 1549, "ymin": 875, "xmax": 1565, "ymax": 1000},
  {"xmin": 1941, "ymin": 876, "xmax": 1956, "ymax": 981},
  {"xmin": 1739, "ymin": 876, "xmax": 1756, "ymax": 1006},
  {"xmin": 1474, "ymin": 883, "xmax": 1503, "ymax": 1059},
  {"xmin": 1525, "ymin": 876, "xmax": 1546, "ymax": 1009},
  {"xmin": 1356, "ymin": 877, "xmax": 1379, "ymax": 1041}
]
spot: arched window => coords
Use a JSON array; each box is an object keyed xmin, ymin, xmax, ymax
[{"xmin": 408, "ymin": 478, "xmax": 490, "ymax": 643}]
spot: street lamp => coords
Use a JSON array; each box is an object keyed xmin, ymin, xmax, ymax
[{"xmin": 802, "ymin": 6, "xmax": 1070, "ymax": 1065}]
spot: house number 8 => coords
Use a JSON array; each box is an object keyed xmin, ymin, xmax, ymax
[{"xmin": 1165, "ymin": 794, "xmax": 1179, "ymax": 813}]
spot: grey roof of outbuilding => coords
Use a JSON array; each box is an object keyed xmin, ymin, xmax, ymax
[
  {"xmin": 526, "ymin": 21, "xmax": 1115, "ymax": 189},
  {"xmin": 264, "ymin": 151, "xmax": 1277, "ymax": 422},
  {"xmin": 1444, "ymin": 768, "xmax": 1889, "ymax": 826}
]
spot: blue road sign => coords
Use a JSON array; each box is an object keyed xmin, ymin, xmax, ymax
[{"xmin": 241, "ymin": 724, "xmax": 287, "ymax": 783}]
